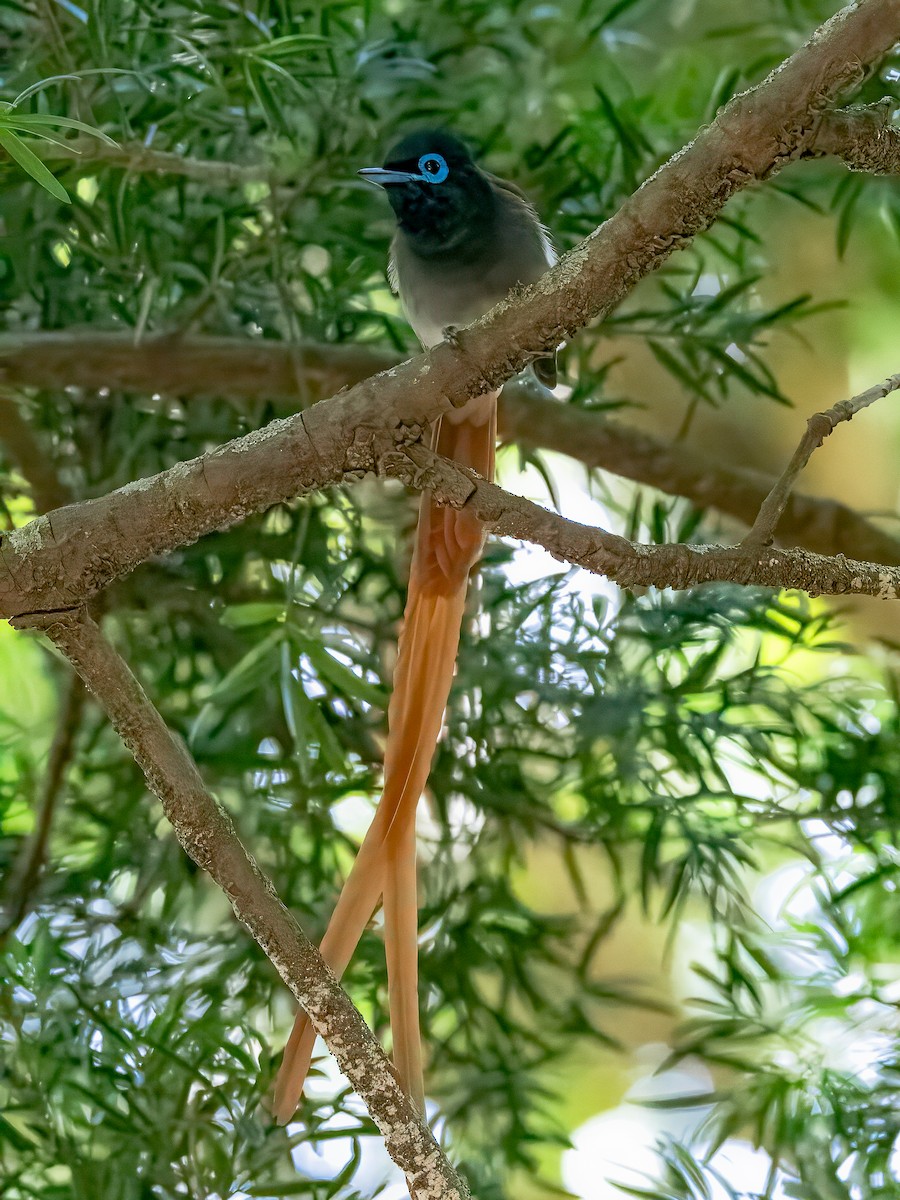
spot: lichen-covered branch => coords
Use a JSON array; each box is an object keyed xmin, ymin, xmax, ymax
[
  {"xmin": 12, "ymin": 607, "xmax": 469, "ymax": 1200},
  {"xmin": 499, "ymin": 382, "xmax": 900, "ymax": 566}
]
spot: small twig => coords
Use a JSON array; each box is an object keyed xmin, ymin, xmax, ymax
[
  {"xmin": 0, "ymin": 386, "xmax": 92, "ymax": 944},
  {"xmin": 11, "ymin": 607, "xmax": 469, "ymax": 1200},
  {"xmin": 34, "ymin": 0, "xmax": 80, "ymax": 77},
  {"xmin": 32, "ymin": 0, "xmax": 99, "ymax": 127},
  {"xmin": 742, "ymin": 373, "xmax": 900, "ymax": 548},
  {"xmin": 0, "ymin": 672, "xmax": 86, "ymax": 943},
  {"xmin": 500, "ymin": 381, "xmax": 900, "ymax": 566}
]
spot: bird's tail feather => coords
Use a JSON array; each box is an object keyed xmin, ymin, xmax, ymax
[
  {"xmin": 384, "ymin": 803, "xmax": 424, "ymax": 1112},
  {"xmin": 272, "ymin": 394, "xmax": 496, "ymax": 1124}
]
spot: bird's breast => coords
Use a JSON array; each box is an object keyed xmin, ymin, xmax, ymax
[
  {"xmin": 400, "ymin": 268, "xmax": 498, "ymax": 350},
  {"xmin": 392, "ymin": 197, "xmax": 553, "ymax": 353}
]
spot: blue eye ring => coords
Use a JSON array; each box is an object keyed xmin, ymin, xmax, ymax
[{"xmin": 417, "ymin": 153, "xmax": 449, "ymax": 184}]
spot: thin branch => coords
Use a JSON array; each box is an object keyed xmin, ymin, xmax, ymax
[
  {"xmin": 11, "ymin": 607, "xmax": 469, "ymax": 1200},
  {"xmin": 25, "ymin": 107, "xmax": 900, "ymax": 191},
  {"xmin": 31, "ymin": 137, "xmax": 275, "ymax": 187},
  {"xmin": 22, "ymin": 106, "xmax": 900, "ymax": 204},
  {"xmin": 743, "ymin": 374, "xmax": 900, "ymax": 547},
  {"xmin": 30, "ymin": 0, "xmax": 99, "ymax": 127},
  {"xmin": 809, "ymin": 101, "xmax": 900, "ymax": 174},
  {"xmin": 33, "ymin": 0, "xmax": 79, "ymax": 79},
  {"xmin": 3, "ymin": 332, "xmax": 898, "ymax": 564},
  {"xmin": 0, "ymin": 672, "xmax": 86, "ymax": 943},
  {"xmin": 384, "ymin": 440, "xmax": 900, "ymax": 601},
  {"xmin": 499, "ymin": 381, "xmax": 900, "ymax": 566}
]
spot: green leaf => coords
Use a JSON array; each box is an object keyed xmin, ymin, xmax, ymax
[
  {"xmin": 591, "ymin": 0, "xmax": 646, "ymax": 29},
  {"xmin": 247, "ymin": 1182, "xmax": 323, "ymax": 1197},
  {"xmin": 297, "ymin": 634, "xmax": 387, "ymax": 709},
  {"xmin": 219, "ymin": 602, "xmax": 286, "ymax": 629},
  {"xmin": 238, "ymin": 33, "xmax": 330, "ymax": 61},
  {"xmin": 0, "ymin": 128, "xmax": 70, "ymax": 202},
  {"xmin": 189, "ymin": 628, "xmax": 284, "ymax": 743},
  {"xmin": 0, "ymin": 113, "xmax": 118, "ymax": 146}
]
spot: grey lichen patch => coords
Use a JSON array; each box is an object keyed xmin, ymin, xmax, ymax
[
  {"xmin": 224, "ymin": 414, "xmax": 299, "ymax": 452},
  {"xmin": 345, "ymin": 426, "xmax": 378, "ymax": 473},
  {"xmin": 9, "ymin": 515, "xmax": 50, "ymax": 556},
  {"xmin": 877, "ymin": 571, "xmax": 899, "ymax": 601},
  {"xmin": 544, "ymin": 238, "xmax": 592, "ymax": 285},
  {"xmin": 116, "ymin": 471, "xmax": 166, "ymax": 499}
]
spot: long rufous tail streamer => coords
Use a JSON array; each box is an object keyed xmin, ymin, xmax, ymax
[{"xmin": 273, "ymin": 392, "xmax": 498, "ymax": 1124}]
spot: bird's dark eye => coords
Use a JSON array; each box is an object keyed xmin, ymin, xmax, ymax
[{"xmin": 417, "ymin": 153, "xmax": 449, "ymax": 184}]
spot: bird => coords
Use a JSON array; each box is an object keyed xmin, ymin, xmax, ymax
[{"xmin": 273, "ymin": 129, "xmax": 556, "ymax": 1123}]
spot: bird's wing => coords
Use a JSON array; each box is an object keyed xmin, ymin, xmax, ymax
[
  {"xmin": 387, "ymin": 245, "xmax": 400, "ymax": 295},
  {"xmin": 273, "ymin": 394, "xmax": 497, "ymax": 1122},
  {"xmin": 484, "ymin": 171, "xmax": 557, "ymax": 268},
  {"xmin": 485, "ymin": 172, "xmax": 559, "ymax": 387}
]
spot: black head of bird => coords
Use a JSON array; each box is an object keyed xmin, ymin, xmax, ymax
[
  {"xmin": 359, "ymin": 128, "xmax": 557, "ymax": 387},
  {"xmin": 358, "ymin": 130, "xmax": 496, "ymax": 260}
]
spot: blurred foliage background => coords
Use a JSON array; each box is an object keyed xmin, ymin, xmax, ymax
[{"xmin": 1, "ymin": 1, "xmax": 900, "ymax": 1198}]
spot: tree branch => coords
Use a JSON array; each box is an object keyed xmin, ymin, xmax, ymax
[
  {"xmin": 809, "ymin": 100, "xmax": 900, "ymax": 174},
  {"xmin": 499, "ymin": 381, "xmax": 900, "ymax": 566},
  {"xmin": 743, "ymin": 373, "xmax": 900, "ymax": 547},
  {"xmin": 11, "ymin": 606, "xmax": 469, "ymax": 1200},
  {"xmin": 0, "ymin": 331, "xmax": 392, "ymax": 404},
  {"xmin": 25, "ymin": 104, "xmax": 900, "ymax": 190},
  {"xmin": 0, "ymin": 389, "xmax": 90, "ymax": 944},
  {"xmin": 3, "ymin": 332, "xmax": 898, "ymax": 565},
  {"xmin": 380, "ymin": 439, "xmax": 900, "ymax": 600}
]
